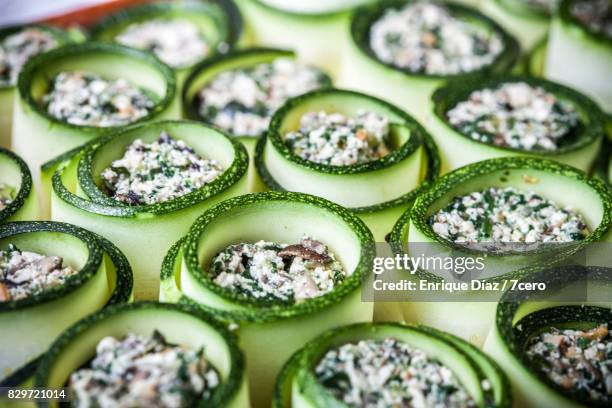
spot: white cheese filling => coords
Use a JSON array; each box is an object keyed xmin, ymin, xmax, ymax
[{"xmin": 0, "ymin": 27, "xmax": 57, "ymax": 87}]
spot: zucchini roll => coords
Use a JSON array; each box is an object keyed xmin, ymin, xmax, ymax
[
  {"xmin": 255, "ymin": 88, "xmax": 439, "ymax": 240},
  {"xmin": 389, "ymin": 157, "xmax": 612, "ymax": 345},
  {"xmin": 13, "ymin": 42, "xmax": 178, "ymax": 189},
  {"xmin": 45, "ymin": 120, "xmax": 248, "ymax": 300},
  {"xmin": 233, "ymin": 0, "xmax": 373, "ymax": 76},
  {"xmin": 546, "ymin": 0, "xmax": 612, "ymax": 115},
  {"xmin": 160, "ymin": 192, "xmax": 375, "ymax": 406},
  {"xmin": 274, "ymin": 323, "xmax": 512, "ymax": 408},
  {"xmin": 0, "ymin": 25, "xmax": 70, "ymax": 149},
  {"xmin": 0, "ymin": 221, "xmax": 133, "ymax": 383},
  {"xmin": 0, "ymin": 148, "xmax": 37, "ymax": 223},
  {"xmin": 90, "ymin": 1, "xmax": 244, "ymax": 85},
  {"xmin": 34, "ymin": 302, "xmax": 247, "ymax": 408},
  {"xmin": 484, "ymin": 265, "xmax": 611, "ymax": 407},
  {"xmin": 594, "ymin": 139, "xmax": 612, "ymax": 189},
  {"xmin": 183, "ymin": 48, "xmax": 331, "ymax": 191},
  {"xmin": 341, "ymin": 0, "xmax": 520, "ymax": 122},
  {"xmin": 429, "ymin": 76, "xmax": 606, "ymax": 173}
]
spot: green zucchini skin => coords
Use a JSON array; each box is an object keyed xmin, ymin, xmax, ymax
[
  {"xmin": 33, "ymin": 301, "xmax": 248, "ymax": 408},
  {"xmin": 279, "ymin": 322, "xmax": 511, "ymax": 408},
  {"xmin": 0, "ymin": 221, "xmax": 133, "ymax": 384},
  {"xmin": 340, "ymin": 0, "xmax": 521, "ymax": 122},
  {"xmin": 160, "ymin": 191, "xmax": 375, "ymax": 407},
  {"xmin": 13, "ymin": 42, "xmax": 179, "ymax": 200},
  {"xmin": 47, "ymin": 120, "xmax": 248, "ymax": 300},
  {"xmin": 0, "ymin": 25, "xmax": 72, "ymax": 149},
  {"xmin": 429, "ymin": 75, "xmax": 606, "ymax": 173},
  {"xmin": 0, "ymin": 148, "xmax": 37, "ymax": 223},
  {"xmin": 593, "ymin": 138, "xmax": 611, "ymax": 189},
  {"xmin": 484, "ymin": 265, "xmax": 612, "ymax": 408},
  {"xmin": 255, "ymin": 88, "xmax": 440, "ymax": 241}
]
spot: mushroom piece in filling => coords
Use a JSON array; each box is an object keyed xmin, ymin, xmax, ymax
[
  {"xmin": 0, "ymin": 244, "xmax": 77, "ymax": 302},
  {"xmin": 429, "ymin": 187, "xmax": 589, "ymax": 244},
  {"xmin": 526, "ymin": 324, "xmax": 612, "ymax": 403},
  {"xmin": 43, "ymin": 71, "xmax": 155, "ymax": 127},
  {"xmin": 208, "ymin": 235, "xmax": 346, "ymax": 303},
  {"xmin": 0, "ymin": 27, "xmax": 57, "ymax": 87},
  {"xmin": 315, "ymin": 337, "xmax": 475, "ymax": 408},
  {"xmin": 446, "ymin": 82, "xmax": 580, "ymax": 151},
  {"xmin": 570, "ymin": 0, "xmax": 612, "ymax": 39},
  {"xmin": 101, "ymin": 131, "xmax": 224, "ymax": 206},
  {"xmin": 369, "ymin": 2, "xmax": 503, "ymax": 75},
  {"xmin": 285, "ymin": 111, "xmax": 392, "ymax": 166},
  {"xmin": 115, "ymin": 19, "xmax": 210, "ymax": 69},
  {"xmin": 0, "ymin": 183, "xmax": 15, "ymax": 211},
  {"xmin": 196, "ymin": 58, "xmax": 328, "ymax": 137},
  {"xmin": 70, "ymin": 330, "xmax": 220, "ymax": 408}
]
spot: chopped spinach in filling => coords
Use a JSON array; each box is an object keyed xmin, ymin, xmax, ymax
[
  {"xmin": 44, "ymin": 71, "xmax": 155, "ymax": 127},
  {"xmin": 447, "ymin": 82, "xmax": 580, "ymax": 151},
  {"xmin": 369, "ymin": 2, "xmax": 503, "ymax": 75},
  {"xmin": 570, "ymin": 0, "xmax": 612, "ymax": 38},
  {"xmin": 70, "ymin": 330, "xmax": 220, "ymax": 408},
  {"xmin": 526, "ymin": 324, "xmax": 612, "ymax": 403},
  {"xmin": 316, "ymin": 337, "xmax": 475, "ymax": 408},
  {"xmin": 285, "ymin": 111, "xmax": 392, "ymax": 166},
  {"xmin": 101, "ymin": 131, "xmax": 224, "ymax": 205},
  {"xmin": 0, "ymin": 27, "xmax": 57, "ymax": 87},
  {"xmin": 197, "ymin": 58, "xmax": 327, "ymax": 137},
  {"xmin": 0, "ymin": 244, "xmax": 77, "ymax": 302},
  {"xmin": 430, "ymin": 187, "xmax": 589, "ymax": 244},
  {"xmin": 209, "ymin": 235, "xmax": 346, "ymax": 303},
  {"xmin": 115, "ymin": 19, "xmax": 210, "ymax": 68},
  {"xmin": 0, "ymin": 183, "xmax": 15, "ymax": 211}
]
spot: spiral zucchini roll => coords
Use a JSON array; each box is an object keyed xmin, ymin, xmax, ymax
[
  {"xmin": 341, "ymin": 0, "xmax": 520, "ymax": 122},
  {"xmin": 0, "ymin": 148, "xmax": 37, "ymax": 223},
  {"xmin": 255, "ymin": 88, "xmax": 439, "ymax": 240},
  {"xmin": 160, "ymin": 192, "xmax": 375, "ymax": 406},
  {"xmin": 34, "ymin": 302, "xmax": 247, "ymax": 408},
  {"xmin": 0, "ymin": 221, "xmax": 133, "ymax": 383},
  {"xmin": 389, "ymin": 157, "xmax": 612, "ymax": 345},
  {"xmin": 428, "ymin": 76, "xmax": 606, "ymax": 173},
  {"xmin": 44, "ymin": 120, "xmax": 248, "ymax": 300}
]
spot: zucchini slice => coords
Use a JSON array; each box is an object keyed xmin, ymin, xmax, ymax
[
  {"xmin": 160, "ymin": 191, "xmax": 375, "ymax": 406},
  {"xmin": 340, "ymin": 0, "xmax": 520, "ymax": 122},
  {"xmin": 0, "ymin": 221, "xmax": 133, "ymax": 383},
  {"xmin": 0, "ymin": 148, "xmax": 37, "ymax": 223},
  {"xmin": 0, "ymin": 25, "xmax": 71, "ymax": 149},
  {"xmin": 388, "ymin": 157, "xmax": 612, "ymax": 345},
  {"xmin": 593, "ymin": 139, "xmax": 612, "ymax": 189},
  {"xmin": 276, "ymin": 323, "xmax": 511, "ymax": 407},
  {"xmin": 428, "ymin": 76, "xmax": 606, "ymax": 173},
  {"xmin": 255, "ymin": 88, "xmax": 440, "ymax": 240},
  {"xmin": 34, "ymin": 301, "xmax": 248, "ymax": 408},
  {"xmin": 13, "ymin": 42, "xmax": 179, "ymax": 192},
  {"xmin": 183, "ymin": 48, "xmax": 332, "ymax": 192},
  {"xmin": 90, "ymin": 1, "xmax": 244, "ymax": 85},
  {"xmin": 233, "ymin": 0, "xmax": 373, "ymax": 76},
  {"xmin": 484, "ymin": 265, "xmax": 611, "ymax": 407},
  {"xmin": 546, "ymin": 0, "xmax": 612, "ymax": 115},
  {"xmin": 525, "ymin": 37, "xmax": 548, "ymax": 76},
  {"xmin": 45, "ymin": 120, "xmax": 248, "ymax": 300}
]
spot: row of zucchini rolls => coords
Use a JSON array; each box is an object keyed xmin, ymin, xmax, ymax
[{"xmin": 0, "ymin": 0, "xmax": 610, "ymax": 407}]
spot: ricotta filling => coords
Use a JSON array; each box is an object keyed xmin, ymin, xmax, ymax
[
  {"xmin": 0, "ymin": 244, "xmax": 77, "ymax": 302},
  {"xmin": 0, "ymin": 27, "xmax": 57, "ymax": 86},
  {"xmin": 0, "ymin": 183, "xmax": 15, "ymax": 211},
  {"xmin": 70, "ymin": 330, "xmax": 220, "ymax": 408},
  {"xmin": 526, "ymin": 324, "xmax": 611, "ymax": 403},
  {"xmin": 101, "ymin": 131, "xmax": 224, "ymax": 205},
  {"xmin": 570, "ymin": 0, "xmax": 612, "ymax": 39},
  {"xmin": 430, "ymin": 187, "xmax": 589, "ymax": 244},
  {"xmin": 196, "ymin": 58, "xmax": 327, "ymax": 137},
  {"xmin": 115, "ymin": 19, "xmax": 210, "ymax": 68},
  {"xmin": 209, "ymin": 235, "xmax": 346, "ymax": 303},
  {"xmin": 44, "ymin": 71, "xmax": 155, "ymax": 127},
  {"xmin": 447, "ymin": 82, "xmax": 580, "ymax": 151},
  {"xmin": 285, "ymin": 110, "xmax": 392, "ymax": 166},
  {"xmin": 369, "ymin": 2, "xmax": 504, "ymax": 75},
  {"xmin": 315, "ymin": 337, "xmax": 475, "ymax": 408}
]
